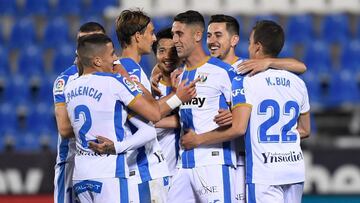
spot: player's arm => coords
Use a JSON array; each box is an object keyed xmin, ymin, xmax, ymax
[
  {"xmin": 88, "ymin": 116, "xmax": 157, "ymax": 154},
  {"xmin": 128, "ymin": 94, "xmax": 161, "ymax": 123},
  {"xmin": 155, "ymin": 114, "xmax": 180, "ymax": 128},
  {"xmin": 297, "ymin": 111, "xmax": 311, "ymax": 139},
  {"xmin": 181, "ymin": 105, "xmax": 251, "ymax": 149},
  {"xmin": 54, "ymin": 104, "xmax": 75, "ymax": 138},
  {"xmin": 237, "ymin": 58, "xmax": 306, "ymax": 76}
]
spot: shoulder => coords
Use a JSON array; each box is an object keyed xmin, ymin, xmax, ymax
[
  {"xmin": 119, "ymin": 58, "xmax": 138, "ymax": 69},
  {"xmin": 94, "ymin": 72, "xmax": 139, "ymax": 91},
  {"xmin": 54, "ymin": 65, "xmax": 78, "ymax": 84},
  {"xmin": 207, "ymin": 57, "xmax": 237, "ymax": 79},
  {"xmin": 53, "ymin": 65, "xmax": 78, "ymax": 94},
  {"xmin": 207, "ymin": 57, "xmax": 232, "ymax": 70}
]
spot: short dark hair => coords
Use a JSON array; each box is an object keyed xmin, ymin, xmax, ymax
[
  {"xmin": 115, "ymin": 9, "xmax": 151, "ymax": 48},
  {"xmin": 77, "ymin": 34, "xmax": 113, "ymax": 68},
  {"xmin": 79, "ymin": 22, "xmax": 106, "ymax": 34},
  {"xmin": 152, "ymin": 27, "xmax": 173, "ymax": 54},
  {"xmin": 173, "ymin": 10, "xmax": 205, "ymax": 30},
  {"xmin": 209, "ymin": 14, "xmax": 239, "ymax": 36},
  {"xmin": 252, "ymin": 20, "xmax": 284, "ymax": 57}
]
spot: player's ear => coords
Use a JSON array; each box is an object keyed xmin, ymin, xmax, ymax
[
  {"xmin": 193, "ymin": 26, "xmax": 203, "ymax": 42},
  {"xmin": 134, "ymin": 31, "xmax": 141, "ymax": 43},
  {"xmin": 231, "ymin": 35, "xmax": 239, "ymax": 47},
  {"xmin": 93, "ymin": 56, "xmax": 102, "ymax": 67},
  {"xmin": 255, "ymin": 41, "xmax": 262, "ymax": 56}
]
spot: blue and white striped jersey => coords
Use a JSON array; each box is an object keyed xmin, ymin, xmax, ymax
[
  {"xmin": 53, "ymin": 65, "xmax": 79, "ymax": 166},
  {"xmin": 231, "ymin": 69, "xmax": 310, "ymax": 185},
  {"xmin": 118, "ymin": 58, "xmax": 170, "ymax": 184},
  {"xmin": 155, "ymin": 80, "xmax": 181, "ymax": 176},
  {"xmin": 178, "ymin": 56, "xmax": 237, "ymax": 168},
  {"xmin": 65, "ymin": 72, "xmax": 141, "ymax": 180}
]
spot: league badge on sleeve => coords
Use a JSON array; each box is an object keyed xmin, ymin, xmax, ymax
[
  {"xmin": 123, "ymin": 77, "xmax": 140, "ymax": 92},
  {"xmin": 53, "ymin": 78, "xmax": 65, "ymax": 95}
]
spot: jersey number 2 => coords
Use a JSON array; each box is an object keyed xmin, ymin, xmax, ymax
[
  {"xmin": 74, "ymin": 105, "xmax": 92, "ymax": 148},
  {"xmin": 258, "ymin": 99, "xmax": 299, "ymax": 143}
]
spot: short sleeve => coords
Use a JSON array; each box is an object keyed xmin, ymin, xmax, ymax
[
  {"xmin": 231, "ymin": 76, "xmax": 251, "ymax": 109},
  {"xmin": 112, "ymin": 74, "xmax": 142, "ymax": 106},
  {"xmin": 301, "ymin": 83, "xmax": 310, "ymax": 114},
  {"xmin": 53, "ymin": 75, "xmax": 68, "ymax": 104}
]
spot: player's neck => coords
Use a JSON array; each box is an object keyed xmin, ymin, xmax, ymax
[
  {"xmin": 161, "ymin": 71, "xmax": 171, "ymax": 85},
  {"xmin": 184, "ymin": 47, "xmax": 207, "ymax": 69},
  {"xmin": 222, "ymin": 50, "xmax": 238, "ymax": 65},
  {"xmin": 121, "ymin": 46, "xmax": 141, "ymax": 63},
  {"xmin": 82, "ymin": 67, "xmax": 98, "ymax": 75}
]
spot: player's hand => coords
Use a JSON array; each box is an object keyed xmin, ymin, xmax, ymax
[
  {"xmin": 181, "ymin": 129, "xmax": 201, "ymax": 150},
  {"xmin": 134, "ymin": 81, "xmax": 147, "ymax": 93},
  {"xmin": 214, "ymin": 109, "xmax": 232, "ymax": 127},
  {"xmin": 176, "ymin": 77, "xmax": 200, "ymax": 102},
  {"xmin": 237, "ymin": 59, "xmax": 272, "ymax": 76},
  {"xmin": 88, "ymin": 136, "xmax": 116, "ymax": 155},
  {"xmin": 151, "ymin": 72, "xmax": 163, "ymax": 97},
  {"xmin": 170, "ymin": 68, "xmax": 184, "ymax": 91}
]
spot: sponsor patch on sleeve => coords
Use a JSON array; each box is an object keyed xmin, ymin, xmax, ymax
[
  {"xmin": 53, "ymin": 78, "xmax": 65, "ymax": 95},
  {"xmin": 123, "ymin": 77, "xmax": 138, "ymax": 92}
]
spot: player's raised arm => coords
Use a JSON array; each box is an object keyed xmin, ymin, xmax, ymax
[
  {"xmin": 238, "ymin": 58, "xmax": 307, "ymax": 76},
  {"xmin": 127, "ymin": 91, "xmax": 161, "ymax": 123}
]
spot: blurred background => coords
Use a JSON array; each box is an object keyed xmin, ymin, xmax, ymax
[{"xmin": 0, "ymin": 0, "xmax": 359, "ymax": 202}]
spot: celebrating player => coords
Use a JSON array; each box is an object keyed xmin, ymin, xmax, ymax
[
  {"xmin": 182, "ymin": 20, "xmax": 311, "ymax": 203},
  {"xmin": 167, "ymin": 10, "xmax": 238, "ymax": 203},
  {"xmin": 65, "ymin": 34, "xmax": 161, "ymax": 202},
  {"xmin": 206, "ymin": 14, "xmax": 307, "ymax": 202},
  {"xmin": 53, "ymin": 22, "xmax": 106, "ymax": 203}
]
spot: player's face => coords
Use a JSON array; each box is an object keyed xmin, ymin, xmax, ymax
[
  {"xmin": 156, "ymin": 38, "xmax": 179, "ymax": 74},
  {"xmin": 248, "ymin": 30, "xmax": 257, "ymax": 59},
  {"xmin": 172, "ymin": 22, "xmax": 196, "ymax": 59},
  {"xmin": 100, "ymin": 42, "xmax": 117, "ymax": 73},
  {"xmin": 207, "ymin": 22, "xmax": 232, "ymax": 60},
  {"xmin": 138, "ymin": 22, "xmax": 156, "ymax": 54}
]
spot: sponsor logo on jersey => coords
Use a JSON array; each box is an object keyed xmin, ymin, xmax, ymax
[
  {"xmin": 128, "ymin": 69, "xmax": 140, "ymax": 74},
  {"xmin": 181, "ymin": 97, "xmax": 206, "ymax": 108},
  {"xmin": 235, "ymin": 193, "xmax": 246, "ymax": 201},
  {"xmin": 233, "ymin": 76, "xmax": 242, "ymax": 81},
  {"xmin": 196, "ymin": 185, "xmax": 219, "ymax": 196},
  {"xmin": 262, "ymin": 151, "xmax": 303, "ymax": 164},
  {"xmin": 76, "ymin": 148, "xmax": 110, "ymax": 157},
  {"xmin": 54, "ymin": 78, "xmax": 65, "ymax": 95},
  {"xmin": 197, "ymin": 72, "xmax": 209, "ymax": 83},
  {"xmin": 232, "ymin": 88, "xmax": 245, "ymax": 97}
]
